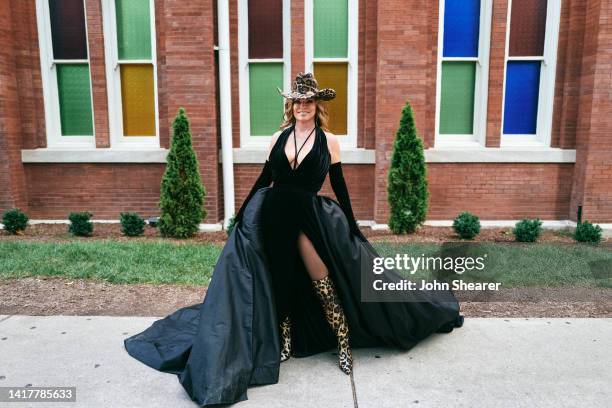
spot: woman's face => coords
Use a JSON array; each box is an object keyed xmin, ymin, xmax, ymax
[{"xmin": 292, "ymin": 98, "xmax": 317, "ymax": 123}]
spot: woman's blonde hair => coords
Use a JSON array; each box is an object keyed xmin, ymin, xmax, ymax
[{"xmin": 279, "ymin": 99, "xmax": 330, "ymax": 131}]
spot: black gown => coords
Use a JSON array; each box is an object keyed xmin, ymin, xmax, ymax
[{"xmin": 124, "ymin": 124, "xmax": 464, "ymax": 406}]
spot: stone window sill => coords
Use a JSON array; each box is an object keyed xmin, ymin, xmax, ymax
[
  {"xmin": 21, "ymin": 148, "xmax": 169, "ymax": 163},
  {"xmin": 228, "ymin": 147, "xmax": 576, "ymax": 164}
]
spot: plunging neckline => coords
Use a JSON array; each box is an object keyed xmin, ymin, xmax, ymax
[{"xmin": 283, "ymin": 127, "xmax": 317, "ymax": 172}]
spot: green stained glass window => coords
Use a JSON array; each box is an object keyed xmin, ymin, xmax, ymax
[
  {"xmin": 249, "ymin": 63, "xmax": 284, "ymax": 136},
  {"xmin": 56, "ymin": 64, "xmax": 94, "ymax": 136},
  {"xmin": 115, "ymin": 0, "xmax": 152, "ymax": 60},
  {"xmin": 439, "ymin": 61, "xmax": 475, "ymax": 134},
  {"xmin": 314, "ymin": 0, "xmax": 348, "ymax": 58}
]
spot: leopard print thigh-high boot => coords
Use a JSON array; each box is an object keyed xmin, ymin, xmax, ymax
[
  {"xmin": 312, "ymin": 275, "xmax": 353, "ymax": 375},
  {"xmin": 280, "ymin": 315, "xmax": 292, "ymax": 362}
]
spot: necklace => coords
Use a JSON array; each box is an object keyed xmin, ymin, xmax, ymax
[{"xmin": 291, "ymin": 126, "xmax": 316, "ymax": 170}]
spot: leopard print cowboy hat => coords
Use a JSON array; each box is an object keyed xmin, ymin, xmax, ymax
[{"xmin": 276, "ymin": 72, "xmax": 336, "ymax": 101}]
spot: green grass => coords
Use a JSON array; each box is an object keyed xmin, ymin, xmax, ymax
[
  {"xmin": 0, "ymin": 240, "xmax": 222, "ymax": 285},
  {"xmin": 0, "ymin": 240, "xmax": 610, "ymax": 287},
  {"xmin": 373, "ymin": 242, "xmax": 612, "ymax": 288}
]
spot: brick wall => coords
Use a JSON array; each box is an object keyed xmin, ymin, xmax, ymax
[
  {"xmin": 427, "ymin": 163, "xmax": 574, "ymax": 220},
  {"xmin": 0, "ymin": 0, "xmax": 28, "ymax": 211},
  {"xmin": 12, "ymin": 0, "xmax": 45, "ymax": 150},
  {"xmin": 1, "ymin": 0, "xmax": 610, "ymax": 224},
  {"xmin": 25, "ymin": 164, "xmax": 165, "ymax": 219},
  {"xmin": 2, "ymin": 0, "xmax": 221, "ymax": 222},
  {"xmin": 367, "ymin": 0, "xmax": 606, "ymax": 224},
  {"xmin": 569, "ymin": 0, "xmax": 612, "ymax": 222},
  {"xmin": 373, "ymin": 0, "xmax": 434, "ymax": 223},
  {"xmin": 551, "ymin": 0, "xmax": 585, "ymax": 149},
  {"xmin": 484, "ymin": 0, "xmax": 508, "ymax": 148},
  {"xmin": 162, "ymin": 0, "xmax": 220, "ymax": 221}
]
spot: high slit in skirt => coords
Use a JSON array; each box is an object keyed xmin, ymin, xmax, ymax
[{"xmin": 124, "ymin": 186, "xmax": 463, "ymax": 406}]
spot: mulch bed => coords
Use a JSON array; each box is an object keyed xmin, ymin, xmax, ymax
[
  {"xmin": 0, "ymin": 276, "xmax": 609, "ymax": 318},
  {"xmin": 2, "ymin": 223, "xmax": 606, "ymax": 246},
  {"xmin": 1, "ymin": 224, "xmax": 609, "ymax": 317},
  {"xmin": 0, "ymin": 223, "xmax": 228, "ymax": 245}
]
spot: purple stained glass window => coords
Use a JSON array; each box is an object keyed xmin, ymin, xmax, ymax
[{"xmin": 48, "ymin": 0, "xmax": 88, "ymax": 60}]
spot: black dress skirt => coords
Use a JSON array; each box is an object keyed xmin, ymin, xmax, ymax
[{"xmin": 124, "ymin": 125, "xmax": 464, "ymax": 406}]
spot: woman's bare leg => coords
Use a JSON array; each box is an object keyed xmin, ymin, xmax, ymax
[{"xmin": 297, "ymin": 231, "xmax": 329, "ymax": 280}]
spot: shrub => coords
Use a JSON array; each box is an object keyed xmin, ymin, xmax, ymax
[
  {"xmin": 573, "ymin": 220, "xmax": 602, "ymax": 244},
  {"xmin": 226, "ymin": 214, "xmax": 237, "ymax": 237},
  {"xmin": 68, "ymin": 212, "xmax": 93, "ymax": 237},
  {"xmin": 2, "ymin": 208, "xmax": 29, "ymax": 234},
  {"xmin": 453, "ymin": 212, "xmax": 481, "ymax": 239},
  {"xmin": 120, "ymin": 212, "xmax": 146, "ymax": 237},
  {"xmin": 513, "ymin": 218, "xmax": 543, "ymax": 242},
  {"xmin": 158, "ymin": 108, "xmax": 206, "ymax": 238},
  {"xmin": 388, "ymin": 101, "xmax": 429, "ymax": 234}
]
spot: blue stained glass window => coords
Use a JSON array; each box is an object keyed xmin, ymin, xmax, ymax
[
  {"xmin": 443, "ymin": 0, "xmax": 481, "ymax": 57},
  {"xmin": 503, "ymin": 61, "xmax": 541, "ymax": 134}
]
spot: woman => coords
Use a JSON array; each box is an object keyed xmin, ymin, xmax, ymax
[{"xmin": 124, "ymin": 72, "xmax": 464, "ymax": 406}]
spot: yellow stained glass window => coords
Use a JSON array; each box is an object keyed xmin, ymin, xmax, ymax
[
  {"xmin": 314, "ymin": 62, "xmax": 347, "ymax": 135},
  {"xmin": 120, "ymin": 64, "xmax": 156, "ymax": 136}
]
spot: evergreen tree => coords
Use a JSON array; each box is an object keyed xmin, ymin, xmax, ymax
[
  {"xmin": 158, "ymin": 108, "xmax": 206, "ymax": 238},
  {"xmin": 387, "ymin": 101, "xmax": 429, "ymax": 234}
]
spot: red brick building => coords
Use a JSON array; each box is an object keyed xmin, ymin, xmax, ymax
[{"xmin": 1, "ymin": 0, "xmax": 610, "ymax": 229}]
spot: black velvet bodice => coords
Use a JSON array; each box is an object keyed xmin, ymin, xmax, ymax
[{"xmin": 268, "ymin": 124, "xmax": 331, "ymax": 193}]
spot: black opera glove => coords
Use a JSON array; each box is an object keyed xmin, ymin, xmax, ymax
[
  {"xmin": 329, "ymin": 162, "xmax": 365, "ymax": 240},
  {"xmin": 235, "ymin": 160, "xmax": 273, "ymax": 225}
]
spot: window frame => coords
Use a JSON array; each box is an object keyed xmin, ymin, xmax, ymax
[
  {"xmin": 500, "ymin": 0, "xmax": 561, "ymax": 147},
  {"xmin": 35, "ymin": 0, "xmax": 96, "ymax": 149},
  {"xmin": 304, "ymin": 0, "xmax": 358, "ymax": 148},
  {"xmin": 101, "ymin": 0, "xmax": 160, "ymax": 149},
  {"xmin": 238, "ymin": 0, "xmax": 291, "ymax": 149},
  {"xmin": 434, "ymin": 0, "xmax": 493, "ymax": 148}
]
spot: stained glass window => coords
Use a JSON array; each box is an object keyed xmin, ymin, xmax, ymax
[
  {"xmin": 509, "ymin": 0, "xmax": 547, "ymax": 57},
  {"xmin": 314, "ymin": 62, "xmax": 348, "ymax": 135},
  {"xmin": 120, "ymin": 64, "xmax": 156, "ymax": 136},
  {"xmin": 439, "ymin": 61, "xmax": 476, "ymax": 135},
  {"xmin": 246, "ymin": 0, "xmax": 285, "ymax": 136},
  {"xmin": 503, "ymin": 61, "xmax": 540, "ymax": 134},
  {"xmin": 48, "ymin": 0, "xmax": 93, "ymax": 136},
  {"xmin": 249, "ymin": 63, "xmax": 284, "ymax": 135},
  {"xmin": 314, "ymin": 0, "xmax": 348, "ymax": 58},
  {"xmin": 503, "ymin": 0, "xmax": 547, "ymax": 135},
  {"xmin": 442, "ymin": 0, "xmax": 480, "ymax": 58},
  {"xmin": 439, "ymin": 0, "xmax": 480, "ymax": 136},
  {"xmin": 56, "ymin": 64, "xmax": 94, "ymax": 136},
  {"xmin": 248, "ymin": 0, "xmax": 283, "ymax": 59},
  {"xmin": 115, "ymin": 0, "xmax": 156, "ymax": 137},
  {"xmin": 311, "ymin": 0, "xmax": 351, "ymax": 137},
  {"xmin": 49, "ymin": 0, "xmax": 88, "ymax": 59},
  {"xmin": 115, "ymin": 0, "xmax": 152, "ymax": 60}
]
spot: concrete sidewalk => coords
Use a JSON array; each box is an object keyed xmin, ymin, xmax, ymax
[{"xmin": 0, "ymin": 315, "xmax": 610, "ymax": 408}]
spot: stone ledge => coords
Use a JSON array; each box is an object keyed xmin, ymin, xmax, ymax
[
  {"xmin": 226, "ymin": 147, "xmax": 577, "ymax": 164},
  {"xmin": 226, "ymin": 148, "xmax": 376, "ymax": 164},
  {"xmin": 21, "ymin": 149, "xmax": 169, "ymax": 163}
]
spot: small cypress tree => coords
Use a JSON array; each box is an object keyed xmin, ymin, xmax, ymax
[
  {"xmin": 387, "ymin": 101, "xmax": 429, "ymax": 234},
  {"xmin": 158, "ymin": 108, "xmax": 206, "ymax": 238}
]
